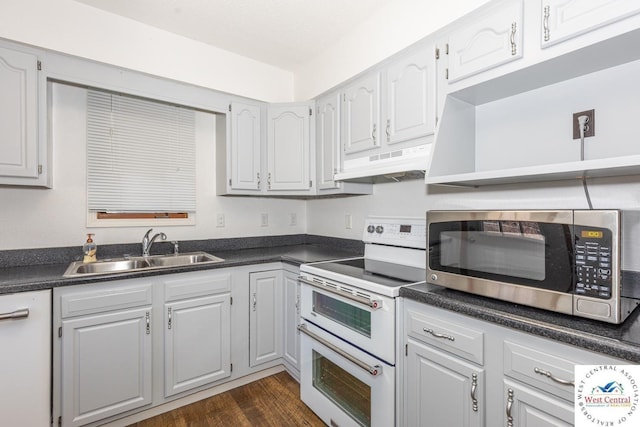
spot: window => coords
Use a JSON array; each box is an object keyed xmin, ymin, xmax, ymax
[{"xmin": 86, "ymin": 89, "xmax": 196, "ymax": 226}]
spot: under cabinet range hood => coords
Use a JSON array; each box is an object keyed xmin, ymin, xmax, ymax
[{"xmin": 335, "ymin": 143, "xmax": 431, "ymax": 183}]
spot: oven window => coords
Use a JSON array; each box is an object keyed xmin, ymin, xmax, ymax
[
  {"xmin": 312, "ymin": 350, "xmax": 371, "ymax": 427},
  {"xmin": 313, "ymin": 291, "xmax": 371, "ymax": 337}
]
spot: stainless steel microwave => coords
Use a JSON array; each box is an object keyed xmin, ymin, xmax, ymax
[{"xmin": 426, "ymin": 210, "xmax": 640, "ymax": 324}]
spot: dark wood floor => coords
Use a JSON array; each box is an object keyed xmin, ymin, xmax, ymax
[{"xmin": 127, "ymin": 371, "xmax": 325, "ymax": 427}]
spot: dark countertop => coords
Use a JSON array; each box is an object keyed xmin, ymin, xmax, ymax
[
  {"xmin": 0, "ymin": 244, "xmax": 362, "ymax": 295},
  {"xmin": 400, "ymin": 283, "xmax": 640, "ymax": 363}
]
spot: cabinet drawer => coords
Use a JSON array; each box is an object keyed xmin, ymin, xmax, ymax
[
  {"xmin": 60, "ymin": 281, "xmax": 153, "ymax": 318},
  {"xmin": 164, "ymin": 271, "xmax": 231, "ymax": 302},
  {"xmin": 406, "ymin": 307, "xmax": 484, "ymax": 364},
  {"xmin": 503, "ymin": 340, "xmax": 576, "ymax": 401}
]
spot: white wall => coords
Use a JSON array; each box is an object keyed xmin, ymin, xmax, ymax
[
  {"xmin": 0, "ymin": 83, "xmax": 306, "ymax": 250},
  {"xmin": 293, "ymin": 0, "xmax": 490, "ymax": 100},
  {"xmin": 0, "ymin": 0, "xmax": 294, "ymax": 103}
]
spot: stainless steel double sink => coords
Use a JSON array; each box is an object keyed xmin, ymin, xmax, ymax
[{"xmin": 63, "ymin": 252, "xmax": 224, "ymax": 277}]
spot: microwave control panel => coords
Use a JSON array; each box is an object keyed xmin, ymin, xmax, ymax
[{"xmin": 574, "ymin": 226, "xmax": 612, "ymax": 299}]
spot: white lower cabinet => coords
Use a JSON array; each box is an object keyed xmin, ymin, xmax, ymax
[
  {"xmin": 401, "ymin": 298, "xmax": 629, "ymax": 427},
  {"xmin": 406, "ymin": 339, "xmax": 485, "ymax": 427},
  {"xmin": 56, "ymin": 280, "xmax": 154, "ymax": 427},
  {"xmin": 282, "ymin": 269, "xmax": 301, "ymax": 378},
  {"xmin": 163, "ymin": 272, "xmax": 232, "ymax": 397},
  {"xmin": 249, "ymin": 269, "xmax": 284, "ymax": 367},
  {"xmin": 504, "ymin": 379, "xmax": 574, "ymax": 427},
  {"xmin": 0, "ymin": 290, "xmax": 51, "ymax": 427}
]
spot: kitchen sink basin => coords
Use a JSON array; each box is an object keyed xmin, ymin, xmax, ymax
[{"xmin": 63, "ymin": 252, "xmax": 224, "ymax": 277}]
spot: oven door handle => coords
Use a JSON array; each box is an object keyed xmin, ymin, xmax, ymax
[
  {"xmin": 297, "ymin": 276, "xmax": 383, "ymax": 310},
  {"xmin": 298, "ymin": 323, "xmax": 383, "ymax": 377}
]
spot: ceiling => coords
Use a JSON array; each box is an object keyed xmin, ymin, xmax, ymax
[{"xmin": 74, "ymin": 0, "xmax": 394, "ymax": 71}]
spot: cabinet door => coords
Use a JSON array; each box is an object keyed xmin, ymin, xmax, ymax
[
  {"xmin": 249, "ymin": 270, "xmax": 284, "ymax": 367},
  {"xmin": 283, "ymin": 271, "xmax": 300, "ymax": 375},
  {"xmin": 164, "ymin": 294, "xmax": 231, "ymax": 397},
  {"xmin": 229, "ymin": 101, "xmax": 262, "ymax": 191},
  {"xmin": 61, "ymin": 307, "xmax": 152, "ymax": 427},
  {"xmin": 0, "ymin": 290, "xmax": 51, "ymax": 427},
  {"xmin": 541, "ymin": 0, "xmax": 640, "ymax": 47},
  {"xmin": 384, "ymin": 46, "xmax": 436, "ymax": 145},
  {"xmin": 406, "ymin": 339, "xmax": 485, "ymax": 427},
  {"xmin": 448, "ymin": 0, "xmax": 523, "ymax": 83},
  {"xmin": 0, "ymin": 46, "xmax": 39, "ymax": 180},
  {"xmin": 504, "ymin": 380, "xmax": 574, "ymax": 426},
  {"xmin": 342, "ymin": 72, "xmax": 381, "ymax": 154},
  {"xmin": 316, "ymin": 92, "xmax": 341, "ymax": 190},
  {"xmin": 267, "ymin": 103, "xmax": 312, "ymax": 191}
]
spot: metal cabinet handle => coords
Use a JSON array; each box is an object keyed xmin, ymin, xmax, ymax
[
  {"xmin": 168, "ymin": 307, "xmax": 172, "ymax": 330},
  {"xmin": 471, "ymin": 373, "xmax": 478, "ymax": 412},
  {"xmin": 257, "ymin": 172, "xmax": 261, "ymax": 189},
  {"xmin": 267, "ymin": 172, "xmax": 272, "ymax": 189},
  {"xmin": 534, "ymin": 367, "xmax": 574, "ymax": 386},
  {"xmin": 145, "ymin": 311, "xmax": 151, "ymax": 335},
  {"xmin": 298, "ymin": 276, "xmax": 382, "ymax": 310},
  {"xmin": 510, "ymin": 22, "xmax": 517, "ymax": 55},
  {"xmin": 543, "ymin": 5, "xmax": 550, "ymax": 42},
  {"xmin": 386, "ymin": 119, "xmax": 391, "ymax": 142},
  {"xmin": 0, "ymin": 308, "xmax": 29, "ymax": 321},
  {"xmin": 299, "ymin": 324, "xmax": 382, "ymax": 377},
  {"xmin": 372, "ymin": 123, "xmax": 377, "ymax": 145},
  {"xmin": 253, "ymin": 293, "xmax": 257, "ymax": 311},
  {"xmin": 423, "ymin": 327, "xmax": 455, "ymax": 341},
  {"xmin": 506, "ymin": 388, "xmax": 514, "ymax": 427}
]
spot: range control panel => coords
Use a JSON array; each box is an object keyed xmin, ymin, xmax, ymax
[
  {"xmin": 363, "ymin": 216, "xmax": 426, "ymax": 249},
  {"xmin": 574, "ymin": 225, "xmax": 613, "ymax": 299}
]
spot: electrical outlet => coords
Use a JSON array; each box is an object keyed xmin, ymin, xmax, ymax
[
  {"xmin": 289, "ymin": 213, "xmax": 297, "ymax": 226},
  {"xmin": 573, "ymin": 109, "xmax": 595, "ymax": 139},
  {"xmin": 216, "ymin": 213, "xmax": 225, "ymax": 227},
  {"xmin": 345, "ymin": 214, "xmax": 353, "ymax": 229},
  {"xmin": 261, "ymin": 213, "xmax": 268, "ymax": 227}
]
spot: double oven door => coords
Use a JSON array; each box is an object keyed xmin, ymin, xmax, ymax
[
  {"xmin": 299, "ymin": 322, "xmax": 394, "ymax": 427},
  {"xmin": 298, "ymin": 274, "xmax": 396, "ymax": 364}
]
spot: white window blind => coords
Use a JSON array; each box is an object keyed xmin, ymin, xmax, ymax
[{"xmin": 87, "ymin": 90, "xmax": 196, "ymax": 212}]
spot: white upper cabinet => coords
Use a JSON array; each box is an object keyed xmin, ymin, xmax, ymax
[
  {"xmin": 448, "ymin": 0, "xmax": 523, "ymax": 83},
  {"xmin": 541, "ymin": 0, "xmax": 640, "ymax": 47},
  {"xmin": 267, "ymin": 102, "xmax": 314, "ymax": 192},
  {"xmin": 342, "ymin": 72, "xmax": 381, "ymax": 155},
  {"xmin": 316, "ymin": 92, "xmax": 341, "ymax": 190},
  {"xmin": 384, "ymin": 45, "xmax": 437, "ymax": 145},
  {"xmin": 228, "ymin": 101, "xmax": 262, "ymax": 192},
  {"xmin": 0, "ymin": 45, "xmax": 49, "ymax": 187}
]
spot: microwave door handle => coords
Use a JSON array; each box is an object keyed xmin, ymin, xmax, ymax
[
  {"xmin": 298, "ymin": 276, "xmax": 382, "ymax": 310},
  {"xmin": 298, "ymin": 323, "xmax": 382, "ymax": 377}
]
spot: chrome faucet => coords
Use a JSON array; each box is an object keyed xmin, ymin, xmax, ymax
[{"xmin": 142, "ymin": 228, "xmax": 167, "ymax": 256}]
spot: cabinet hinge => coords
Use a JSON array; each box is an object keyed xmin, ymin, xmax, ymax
[
  {"xmin": 405, "ymin": 343, "xmax": 408, "ymax": 356},
  {"xmin": 309, "ymin": 107, "xmax": 313, "ymax": 116},
  {"xmin": 343, "ymin": 93, "xmax": 345, "ymax": 102},
  {"xmin": 228, "ymin": 104, "xmax": 232, "ymax": 112},
  {"xmin": 445, "ymin": 43, "xmax": 449, "ymax": 55},
  {"xmin": 37, "ymin": 60, "xmax": 42, "ymax": 71},
  {"xmin": 435, "ymin": 116, "xmax": 439, "ymax": 127},
  {"xmin": 230, "ymin": 363, "xmax": 233, "ymax": 372},
  {"xmin": 38, "ymin": 164, "xmax": 43, "ymax": 174},
  {"xmin": 230, "ymin": 296, "xmax": 233, "ymax": 305},
  {"xmin": 435, "ymin": 47, "xmax": 440, "ymax": 60},
  {"xmin": 309, "ymin": 180, "xmax": 312, "ymax": 188},
  {"xmin": 445, "ymin": 68, "xmax": 449, "ymax": 80},
  {"xmin": 58, "ymin": 326, "xmax": 62, "ymax": 338},
  {"xmin": 229, "ymin": 178, "xmax": 232, "ymax": 186}
]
